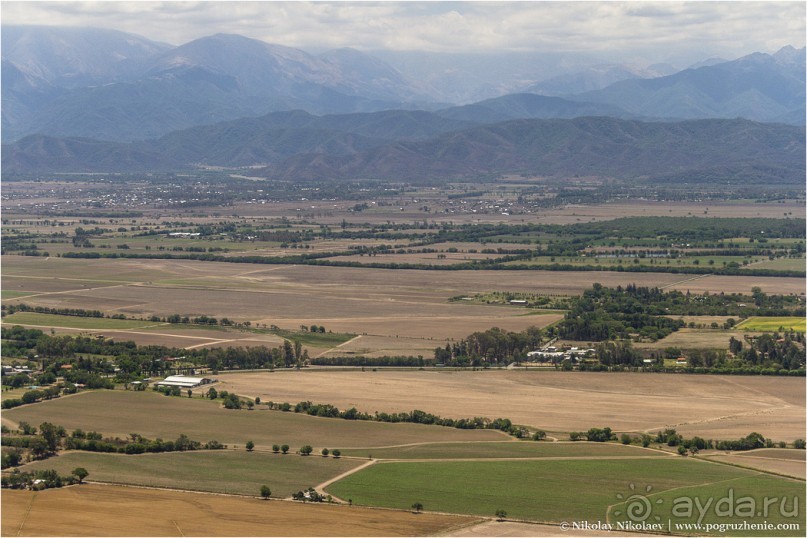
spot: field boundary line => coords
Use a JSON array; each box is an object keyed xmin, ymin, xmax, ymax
[
  {"xmin": 15, "ymin": 491, "xmax": 37, "ymax": 536},
  {"xmin": 171, "ymin": 520, "xmax": 185, "ymax": 537},
  {"xmin": 185, "ymin": 339, "xmax": 239, "ymax": 349},
  {"xmin": 714, "ymin": 453, "xmax": 807, "ymax": 464},
  {"xmin": 696, "ymin": 455, "xmax": 807, "ymax": 481},
  {"xmin": 372, "ymin": 455, "xmax": 674, "ymax": 463},
  {"xmin": 315, "ymin": 334, "xmax": 364, "ymax": 358},
  {"xmin": 659, "ymin": 273, "xmax": 713, "ymax": 289},
  {"xmin": 641, "ymin": 403, "xmax": 793, "ymax": 433},
  {"xmin": 315, "ymin": 459, "xmax": 377, "ymax": 502}
]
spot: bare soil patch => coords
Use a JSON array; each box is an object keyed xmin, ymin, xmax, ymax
[
  {"xmin": 1, "ymin": 484, "xmax": 473, "ymax": 536},
  {"xmin": 634, "ymin": 328, "xmax": 747, "ymax": 350},
  {"xmin": 703, "ymin": 454, "xmax": 806, "ymax": 479},
  {"xmin": 219, "ymin": 370, "xmax": 805, "ymax": 440}
]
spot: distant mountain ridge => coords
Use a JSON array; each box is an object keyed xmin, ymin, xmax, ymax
[
  {"xmin": 571, "ymin": 46, "xmax": 806, "ymax": 125},
  {"xmin": 259, "ymin": 117, "xmax": 805, "ymax": 183},
  {"xmin": 5, "ymin": 116, "xmax": 803, "ymax": 188},
  {"xmin": 2, "ymin": 25, "xmax": 804, "ymax": 144},
  {"xmin": 1, "ymin": 28, "xmax": 440, "ymax": 142}
]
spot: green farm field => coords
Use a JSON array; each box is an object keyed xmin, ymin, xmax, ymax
[
  {"xmin": 21, "ymin": 450, "xmax": 361, "ymax": 498},
  {"xmin": 611, "ymin": 474, "xmax": 805, "ymax": 536},
  {"xmin": 326, "ymin": 459, "xmax": 804, "ymax": 535},
  {"xmin": 339, "ymin": 441, "xmax": 666, "ymax": 460},
  {"xmin": 1, "ymin": 390, "xmax": 506, "ymax": 449},
  {"xmin": 735, "ymin": 317, "xmax": 806, "ymax": 332},
  {"xmin": 1, "ymin": 290, "xmax": 35, "ymax": 299},
  {"xmin": 753, "ymin": 257, "xmax": 807, "ymax": 272}
]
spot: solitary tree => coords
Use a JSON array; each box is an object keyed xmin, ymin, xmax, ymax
[
  {"xmin": 246, "ymin": 440, "xmax": 255, "ymax": 452},
  {"xmin": 299, "ymin": 445, "xmax": 313, "ymax": 456},
  {"xmin": 260, "ymin": 485, "xmax": 271, "ymax": 499},
  {"xmin": 272, "ymin": 444, "xmax": 280, "ymax": 453},
  {"xmin": 72, "ymin": 467, "xmax": 89, "ymax": 484},
  {"xmin": 331, "ymin": 449, "xmax": 341, "ymax": 458},
  {"xmin": 207, "ymin": 388, "xmax": 218, "ymax": 400},
  {"xmin": 39, "ymin": 422, "xmax": 60, "ymax": 452},
  {"xmin": 495, "ymin": 509, "xmax": 507, "ymax": 521},
  {"xmin": 321, "ymin": 448, "xmax": 329, "ymax": 457},
  {"xmin": 281, "ymin": 444, "xmax": 289, "ymax": 454},
  {"xmin": 411, "ymin": 502, "xmax": 423, "ymax": 513},
  {"xmin": 255, "ymin": 397, "xmax": 261, "ymax": 405},
  {"xmin": 187, "ymin": 389, "xmax": 192, "ymax": 398}
]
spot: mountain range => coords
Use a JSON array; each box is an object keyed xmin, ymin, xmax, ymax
[
  {"xmin": 2, "ymin": 26, "xmax": 804, "ymax": 184},
  {"xmin": 5, "ymin": 112, "xmax": 803, "ymax": 187},
  {"xmin": 2, "ymin": 25, "xmax": 805, "ymax": 145}
]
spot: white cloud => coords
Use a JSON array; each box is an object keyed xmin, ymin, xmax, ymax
[{"xmin": 1, "ymin": 1, "xmax": 803, "ymax": 63}]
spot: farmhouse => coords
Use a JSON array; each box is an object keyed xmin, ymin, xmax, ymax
[{"xmin": 154, "ymin": 375, "xmax": 216, "ymax": 389}]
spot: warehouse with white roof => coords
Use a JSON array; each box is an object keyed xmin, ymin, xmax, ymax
[{"xmin": 154, "ymin": 375, "xmax": 215, "ymax": 389}]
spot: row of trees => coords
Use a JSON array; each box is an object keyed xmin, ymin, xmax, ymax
[
  {"xmin": 266, "ymin": 400, "xmax": 524, "ymax": 435},
  {"xmin": 2, "ymin": 421, "xmax": 224, "ymax": 463}
]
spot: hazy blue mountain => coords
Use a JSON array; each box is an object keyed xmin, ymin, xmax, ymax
[
  {"xmin": 317, "ymin": 48, "xmax": 435, "ymax": 103},
  {"xmin": 436, "ymin": 93, "xmax": 633, "ymax": 123},
  {"xmin": 1, "ymin": 60, "xmax": 63, "ymax": 136},
  {"xmin": 3, "ymin": 134, "xmax": 181, "ymax": 173},
  {"xmin": 1, "ymin": 25, "xmax": 171, "ymax": 87},
  {"xmin": 6, "ymin": 116, "xmax": 801, "ymax": 188},
  {"xmin": 2, "ymin": 107, "xmax": 475, "ymax": 171},
  {"xmin": 1, "ymin": 30, "xmax": 438, "ymax": 142},
  {"xmin": 573, "ymin": 47, "xmax": 806, "ymax": 124},
  {"xmin": 371, "ymin": 49, "xmax": 606, "ymax": 103},
  {"xmin": 3, "ymin": 25, "xmax": 803, "ymax": 143},
  {"xmin": 523, "ymin": 63, "xmax": 677, "ymax": 96},
  {"xmin": 152, "ymin": 109, "xmax": 473, "ymax": 166},
  {"xmin": 1, "ymin": 25, "xmax": 172, "ymax": 140},
  {"xmin": 260, "ymin": 117, "xmax": 804, "ymax": 183}
]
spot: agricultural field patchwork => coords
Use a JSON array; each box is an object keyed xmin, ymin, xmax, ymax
[
  {"xmin": 1, "ymin": 484, "xmax": 474, "ymax": 537},
  {"xmin": 2, "ymin": 180, "xmax": 805, "ymax": 538},
  {"xmin": 326, "ymin": 458, "xmax": 804, "ymax": 535}
]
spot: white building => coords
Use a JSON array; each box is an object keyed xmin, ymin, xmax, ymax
[{"xmin": 154, "ymin": 375, "xmax": 215, "ymax": 389}]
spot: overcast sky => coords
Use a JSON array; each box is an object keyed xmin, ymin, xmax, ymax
[{"xmin": 2, "ymin": 1, "xmax": 804, "ymax": 65}]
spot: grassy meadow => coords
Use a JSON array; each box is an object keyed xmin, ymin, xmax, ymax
[
  {"xmin": 735, "ymin": 317, "xmax": 806, "ymax": 332},
  {"xmin": 1, "ymin": 312, "xmax": 159, "ymax": 330},
  {"xmin": 22, "ymin": 450, "xmax": 361, "ymax": 498},
  {"xmin": 326, "ymin": 458, "xmax": 804, "ymax": 535}
]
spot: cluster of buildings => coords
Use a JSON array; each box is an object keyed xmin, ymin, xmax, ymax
[{"xmin": 526, "ymin": 346, "xmax": 597, "ymax": 363}]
